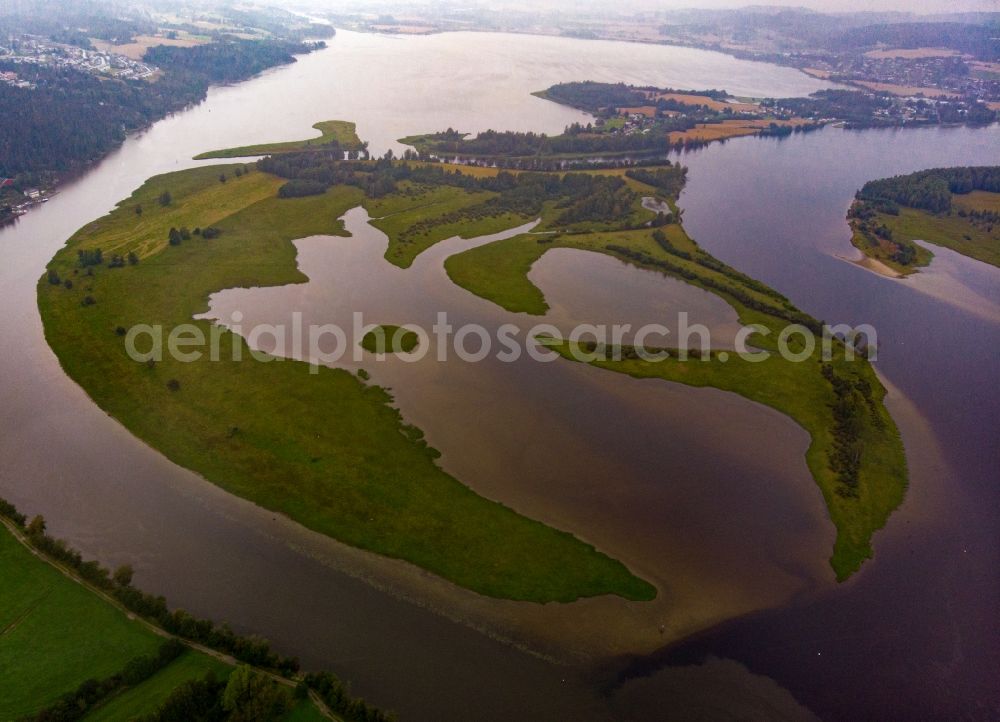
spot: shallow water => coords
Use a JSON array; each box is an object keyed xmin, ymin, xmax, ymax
[{"xmin": 200, "ymin": 205, "xmax": 830, "ymax": 658}]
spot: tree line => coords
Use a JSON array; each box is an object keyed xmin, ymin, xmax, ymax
[
  {"xmin": 540, "ymin": 81, "xmax": 729, "ymax": 114},
  {"xmin": 260, "ymin": 152, "xmax": 646, "ymax": 231},
  {"xmin": 607, "ymin": 243, "xmax": 822, "ymax": 334},
  {"xmin": 625, "ymin": 165, "xmax": 688, "ymax": 198},
  {"xmin": 857, "ymin": 166, "xmax": 1000, "ymax": 214},
  {"xmin": 821, "ymin": 363, "xmax": 882, "ymax": 498}
]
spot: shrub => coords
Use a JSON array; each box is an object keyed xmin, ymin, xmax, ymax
[{"xmin": 278, "ymin": 179, "xmax": 328, "ymax": 198}]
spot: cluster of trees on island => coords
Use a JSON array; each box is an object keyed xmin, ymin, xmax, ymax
[
  {"xmin": 856, "ymin": 166, "xmax": 1000, "ymax": 214},
  {"xmin": 821, "ymin": 363, "xmax": 882, "ymax": 498},
  {"xmin": 538, "ymin": 81, "xmax": 728, "ymax": 114},
  {"xmin": 849, "ymin": 166, "xmax": 1000, "ymax": 265},
  {"xmin": 409, "ymin": 126, "xmax": 678, "ymax": 158},
  {"xmin": 406, "ymin": 120, "xmax": 823, "ymax": 166},
  {"xmin": 0, "ymin": 497, "xmax": 395, "ymax": 722},
  {"xmin": 260, "ymin": 151, "xmax": 654, "ymax": 234}
]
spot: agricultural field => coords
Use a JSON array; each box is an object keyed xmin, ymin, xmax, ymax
[
  {"xmin": 0, "ymin": 524, "xmax": 163, "ymax": 719},
  {"xmin": 667, "ymin": 118, "xmax": 811, "ymax": 143}
]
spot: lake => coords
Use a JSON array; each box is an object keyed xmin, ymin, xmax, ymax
[{"xmin": 0, "ymin": 29, "xmax": 996, "ymax": 721}]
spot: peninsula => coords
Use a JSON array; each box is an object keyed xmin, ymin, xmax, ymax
[{"xmin": 848, "ymin": 166, "xmax": 1000, "ymax": 274}]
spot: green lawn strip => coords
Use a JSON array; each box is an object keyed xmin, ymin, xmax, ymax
[
  {"xmin": 360, "ymin": 325, "xmax": 420, "ymax": 354},
  {"xmin": 83, "ymin": 651, "xmax": 232, "ymax": 721},
  {"xmin": 365, "ymin": 185, "xmax": 531, "ymax": 268},
  {"xmin": 444, "ymin": 220, "xmax": 906, "ymax": 579},
  {"xmin": 0, "ymin": 526, "xmax": 163, "ymax": 719},
  {"xmin": 39, "ymin": 166, "xmax": 654, "ymax": 603},
  {"xmin": 445, "ymin": 232, "xmax": 550, "ymax": 314},
  {"xmin": 195, "ymin": 121, "xmax": 363, "ymax": 159}
]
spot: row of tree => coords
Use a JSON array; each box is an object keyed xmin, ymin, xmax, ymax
[
  {"xmin": 857, "ymin": 166, "xmax": 1000, "ymax": 214},
  {"xmin": 625, "ymin": 165, "xmax": 688, "ymax": 198},
  {"xmin": 540, "ymin": 81, "xmax": 728, "ymax": 114},
  {"xmin": 262, "ymin": 152, "xmax": 646, "ymax": 232},
  {"xmin": 821, "ymin": 363, "xmax": 881, "ymax": 498},
  {"xmin": 27, "ymin": 640, "xmax": 186, "ymax": 722},
  {"xmin": 607, "ymin": 243, "xmax": 822, "ymax": 334}
]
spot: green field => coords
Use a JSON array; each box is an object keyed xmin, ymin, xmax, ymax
[
  {"xmin": 0, "ymin": 524, "xmax": 162, "ymax": 719},
  {"xmin": 879, "ymin": 201, "xmax": 1000, "ymax": 269},
  {"xmin": 447, "ymin": 213, "xmax": 908, "ymax": 579},
  {"xmin": 364, "ymin": 181, "xmax": 531, "ymax": 268},
  {"xmin": 84, "ymin": 651, "xmax": 231, "ymax": 721},
  {"xmin": 195, "ymin": 120, "xmax": 363, "ymax": 159},
  {"xmin": 38, "ymin": 163, "xmax": 654, "ymax": 603}
]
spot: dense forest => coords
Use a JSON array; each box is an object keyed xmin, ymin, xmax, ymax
[
  {"xmin": 0, "ymin": 38, "xmax": 323, "ymax": 180},
  {"xmin": 826, "ymin": 22, "xmax": 999, "ymax": 61},
  {"xmin": 657, "ymin": 7, "xmax": 1000, "ymax": 61},
  {"xmin": 856, "ymin": 166, "xmax": 1000, "ymax": 213},
  {"xmin": 539, "ymin": 81, "xmax": 728, "ymax": 114},
  {"xmin": 406, "ymin": 125, "xmax": 684, "ymax": 159}
]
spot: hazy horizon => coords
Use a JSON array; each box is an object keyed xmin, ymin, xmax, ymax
[{"xmin": 295, "ymin": 0, "xmax": 998, "ymax": 17}]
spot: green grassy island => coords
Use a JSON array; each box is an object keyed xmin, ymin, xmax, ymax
[
  {"xmin": 38, "ymin": 158, "xmax": 654, "ymax": 604},
  {"xmin": 848, "ymin": 166, "xmax": 1000, "ymax": 274},
  {"xmin": 360, "ymin": 325, "xmax": 421, "ymax": 354},
  {"xmin": 194, "ymin": 120, "xmax": 363, "ymax": 160},
  {"xmin": 39, "ymin": 121, "xmax": 908, "ymax": 607}
]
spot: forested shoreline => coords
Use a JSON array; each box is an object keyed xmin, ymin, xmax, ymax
[
  {"xmin": 0, "ymin": 38, "xmax": 324, "ymax": 186},
  {"xmin": 848, "ymin": 165, "xmax": 1000, "ymax": 270}
]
